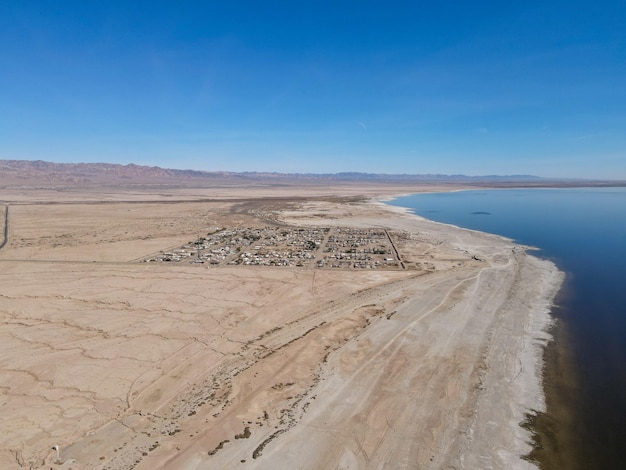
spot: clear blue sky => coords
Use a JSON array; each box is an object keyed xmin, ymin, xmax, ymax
[{"xmin": 1, "ymin": 1, "xmax": 625, "ymax": 178}]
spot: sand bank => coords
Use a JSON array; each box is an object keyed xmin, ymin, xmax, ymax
[{"xmin": 0, "ymin": 190, "xmax": 563, "ymax": 469}]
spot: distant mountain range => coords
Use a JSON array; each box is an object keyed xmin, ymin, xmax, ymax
[
  {"xmin": 0, "ymin": 160, "xmax": 212, "ymax": 183},
  {"xmin": 317, "ymin": 172, "xmax": 543, "ymax": 181},
  {"xmin": 0, "ymin": 159, "xmax": 550, "ymax": 184},
  {"xmin": 0, "ymin": 159, "xmax": 620, "ymax": 187}
]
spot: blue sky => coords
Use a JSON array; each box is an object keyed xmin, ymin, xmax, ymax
[{"xmin": 1, "ymin": 1, "xmax": 625, "ymax": 178}]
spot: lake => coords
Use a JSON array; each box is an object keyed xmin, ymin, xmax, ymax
[{"xmin": 389, "ymin": 188, "xmax": 626, "ymax": 469}]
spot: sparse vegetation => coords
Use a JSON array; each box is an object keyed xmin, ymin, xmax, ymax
[
  {"xmin": 208, "ymin": 439, "xmax": 230, "ymax": 456},
  {"xmin": 234, "ymin": 426, "xmax": 251, "ymax": 439}
]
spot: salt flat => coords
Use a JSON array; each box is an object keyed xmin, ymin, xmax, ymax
[{"xmin": 0, "ymin": 185, "xmax": 562, "ymax": 469}]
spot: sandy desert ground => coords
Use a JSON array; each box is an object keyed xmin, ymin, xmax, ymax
[{"xmin": 0, "ymin": 184, "xmax": 563, "ymax": 469}]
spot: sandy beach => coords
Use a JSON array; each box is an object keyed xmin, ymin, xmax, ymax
[{"xmin": 0, "ymin": 184, "xmax": 563, "ymax": 469}]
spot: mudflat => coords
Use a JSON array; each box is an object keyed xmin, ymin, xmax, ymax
[{"xmin": 0, "ymin": 184, "xmax": 562, "ymax": 469}]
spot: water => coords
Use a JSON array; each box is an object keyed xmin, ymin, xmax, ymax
[{"xmin": 388, "ymin": 188, "xmax": 626, "ymax": 469}]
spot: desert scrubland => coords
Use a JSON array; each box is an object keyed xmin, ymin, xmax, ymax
[{"xmin": 0, "ymin": 183, "xmax": 562, "ymax": 469}]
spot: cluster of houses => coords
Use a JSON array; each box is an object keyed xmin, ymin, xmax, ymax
[
  {"xmin": 317, "ymin": 228, "xmax": 396, "ymax": 269},
  {"xmin": 144, "ymin": 226, "xmax": 401, "ymax": 270}
]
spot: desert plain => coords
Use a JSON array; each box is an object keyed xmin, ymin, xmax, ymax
[{"xmin": 0, "ymin": 181, "xmax": 563, "ymax": 469}]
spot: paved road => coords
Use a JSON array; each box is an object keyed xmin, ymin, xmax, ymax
[
  {"xmin": 384, "ymin": 229, "xmax": 406, "ymax": 269},
  {"xmin": 0, "ymin": 205, "xmax": 7, "ymax": 250}
]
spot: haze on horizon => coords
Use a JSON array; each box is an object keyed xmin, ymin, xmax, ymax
[{"xmin": 1, "ymin": 1, "xmax": 624, "ymax": 179}]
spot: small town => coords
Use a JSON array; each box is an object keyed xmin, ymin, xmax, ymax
[{"xmin": 144, "ymin": 226, "xmax": 404, "ymax": 270}]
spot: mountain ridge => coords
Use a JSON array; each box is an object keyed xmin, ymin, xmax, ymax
[
  {"xmin": 0, "ymin": 159, "xmax": 545, "ymax": 183},
  {"xmin": 1, "ymin": 159, "xmax": 622, "ymax": 187}
]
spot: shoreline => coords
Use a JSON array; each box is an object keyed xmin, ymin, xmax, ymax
[
  {"xmin": 377, "ymin": 193, "xmax": 566, "ymax": 468},
  {"xmin": 378, "ymin": 196, "xmax": 565, "ymax": 467}
]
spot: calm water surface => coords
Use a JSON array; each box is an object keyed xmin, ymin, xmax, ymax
[{"xmin": 389, "ymin": 188, "xmax": 626, "ymax": 468}]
